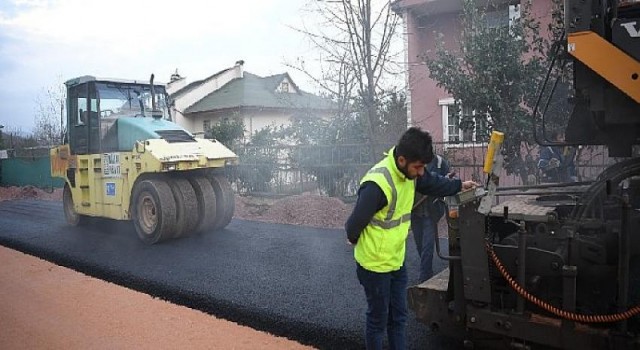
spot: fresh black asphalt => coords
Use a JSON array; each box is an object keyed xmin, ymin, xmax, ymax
[{"xmin": 0, "ymin": 199, "xmax": 463, "ymax": 349}]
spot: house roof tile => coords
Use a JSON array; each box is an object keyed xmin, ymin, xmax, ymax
[{"xmin": 183, "ymin": 72, "xmax": 335, "ymax": 114}]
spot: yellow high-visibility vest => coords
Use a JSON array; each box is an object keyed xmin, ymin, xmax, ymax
[{"xmin": 354, "ymin": 147, "xmax": 414, "ymax": 273}]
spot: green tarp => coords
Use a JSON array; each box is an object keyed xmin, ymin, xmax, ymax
[{"xmin": 0, "ymin": 156, "xmax": 64, "ymax": 188}]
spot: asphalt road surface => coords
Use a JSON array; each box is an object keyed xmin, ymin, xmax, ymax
[{"xmin": 0, "ymin": 199, "xmax": 463, "ymax": 350}]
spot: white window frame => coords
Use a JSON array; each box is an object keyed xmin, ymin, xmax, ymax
[
  {"xmin": 277, "ymin": 79, "xmax": 296, "ymax": 94},
  {"xmin": 439, "ymin": 97, "xmax": 489, "ymax": 148},
  {"xmin": 203, "ymin": 119, "xmax": 211, "ymax": 131},
  {"xmin": 486, "ymin": 3, "xmax": 521, "ymax": 29},
  {"xmin": 508, "ymin": 4, "xmax": 521, "ymax": 26}
]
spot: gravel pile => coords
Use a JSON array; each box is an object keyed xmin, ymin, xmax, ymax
[
  {"xmin": 234, "ymin": 194, "xmax": 353, "ymax": 229},
  {"xmin": 0, "ymin": 186, "xmax": 62, "ymax": 202},
  {"xmin": 262, "ymin": 194, "xmax": 352, "ymax": 229}
]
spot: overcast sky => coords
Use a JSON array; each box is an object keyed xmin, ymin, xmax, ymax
[{"xmin": 0, "ymin": 0, "xmax": 325, "ymax": 132}]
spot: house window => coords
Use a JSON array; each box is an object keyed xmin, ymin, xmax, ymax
[
  {"xmin": 486, "ymin": 3, "xmax": 521, "ymax": 29},
  {"xmin": 508, "ymin": 4, "xmax": 521, "ymax": 27},
  {"xmin": 203, "ymin": 119, "xmax": 211, "ymax": 131},
  {"xmin": 440, "ymin": 98, "xmax": 489, "ymax": 144},
  {"xmin": 281, "ymin": 82, "xmax": 289, "ymax": 93}
]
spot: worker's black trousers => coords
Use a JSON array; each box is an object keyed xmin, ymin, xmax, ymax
[{"xmin": 356, "ymin": 263, "xmax": 408, "ymax": 350}]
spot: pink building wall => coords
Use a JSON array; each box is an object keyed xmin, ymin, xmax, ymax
[{"xmin": 396, "ymin": 0, "xmax": 554, "ymax": 143}]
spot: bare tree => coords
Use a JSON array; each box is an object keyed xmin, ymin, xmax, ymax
[
  {"xmin": 288, "ymin": 0, "xmax": 402, "ymax": 156},
  {"xmin": 33, "ymin": 79, "xmax": 66, "ymax": 147},
  {"xmin": 1, "ymin": 126, "xmax": 38, "ymax": 155}
]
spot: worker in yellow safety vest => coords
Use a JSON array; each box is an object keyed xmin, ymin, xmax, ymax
[{"xmin": 345, "ymin": 127, "xmax": 478, "ymax": 350}]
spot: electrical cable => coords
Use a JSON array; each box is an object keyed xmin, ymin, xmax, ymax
[{"xmin": 486, "ymin": 241, "xmax": 640, "ymax": 323}]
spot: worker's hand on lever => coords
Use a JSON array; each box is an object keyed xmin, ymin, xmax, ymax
[{"xmin": 462, "ymin": 180, "xmax": 480, "ymax": 191}]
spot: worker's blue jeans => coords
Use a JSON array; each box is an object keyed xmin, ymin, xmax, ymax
[
  {"xmin": 356, "ymin": 264, "xmax": 408, "ymax": 350},
  {"xmin": 411, "ymin": 214, "xmax": 437, "ymax": 282}
]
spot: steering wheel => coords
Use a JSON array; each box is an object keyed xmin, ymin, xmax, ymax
[{"xmin": 100, "ymin": 109, "xmax": 114, "ymax": 117}]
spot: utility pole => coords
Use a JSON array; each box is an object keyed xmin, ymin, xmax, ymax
[
  {"xmin": 0, "ymin": 124, "xmax": 4, "ymax": 186},
  {"xmin": 60, "ymin": 99, "xmax": 64, "ymax": 144}
]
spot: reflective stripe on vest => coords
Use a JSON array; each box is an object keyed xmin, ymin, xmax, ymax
[
  {"xmin": 365, "ymin": 166, "xmax": 412, "ymax": 229},
  {"xmin": 370, "ymin": 213, "xmax": 412, "ymax": 229},
  {"xmin": 366, "ymin": 167, "xmax": 396, "ymax": 221}
]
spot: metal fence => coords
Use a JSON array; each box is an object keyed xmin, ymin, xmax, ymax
[
  {"xmin": 226, "ymin": 143, "xmax": 387, "ymax": 198},
  {"xmin": 228, "ymin": 142, "xmax": 616, "ymax": 198},
  {"xmin": 0, "ymin": 142, "xmax": 615, "ymax": 195}
]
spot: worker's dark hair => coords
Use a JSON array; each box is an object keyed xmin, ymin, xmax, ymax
[{"xmin": 396, "ymin": 127, "xmax": 434, "ymax": 164}]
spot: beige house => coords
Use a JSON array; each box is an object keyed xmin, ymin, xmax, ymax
[{"xmin": 167, "ymin": 61, "xmax": 335, "ymax": 141}]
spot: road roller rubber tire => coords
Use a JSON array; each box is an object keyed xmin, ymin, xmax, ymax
[
  {"xmin": 188, "ymin": 176, "xmax": 217, "ymax": 233},
  {"xmin": 131, "ymin": 178, "xmax": 177, "ymax": 244},
  {"xmin": 167, "ymin": 177, "xmax": 199, "ymax": 238},
  {"xmin": 208, "ymin": 175, "xmax": 235, "ymax": 230}
]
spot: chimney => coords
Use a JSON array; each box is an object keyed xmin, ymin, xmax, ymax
[
  {"xmin": 166, "ymin": 69, "xmax": 187, "ymax": 95},
  {"xmin": 235, "ymin": 60, "xmax": 244, "ymax": 79},
  {"xmin": 170, "ymin": 69, "xmax": 182, "ymax": 82}
]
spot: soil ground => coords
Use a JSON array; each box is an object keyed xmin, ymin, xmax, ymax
[{"xmin": 0, "ymin": 246, "xmax": 311, "ymax": 350}]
